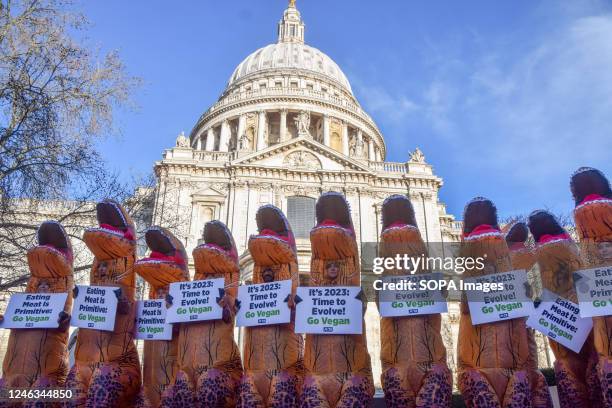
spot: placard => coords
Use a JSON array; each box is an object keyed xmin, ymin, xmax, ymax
[
  {"xmin": 295, "ymin": 286, "xmax": 362, "ymax": 334},
  {"xmin": 378, "ymin": 273, "xmax": 448, "ymax": 317},
  {"xmin": 526, "ymin": 289, "xmax": 593, "ymax": 353},
  {"xmin": 574, "ymin": 266, "xmax": 612, "ymax": 317},
  {"xmin": 464, "ymin": 269, "xmax": 534, "ymax": 325},
  {"xmin": 70, "ymin": 285, "xmax": 118, "ymax": 331},
  {"xmin": 0, "ymin": 293, "xmax": 68, "ymax": 329},
  {"xmin": 135, "ymin": 300, "xmax": 173, "ymax": 340},
  {"xmin": 166, "ymin": 278, "xmax": 224, "ymax": 323},
  {"xmin": 236, "ymin": 280, "xmax": 292, "ymax": 327}
]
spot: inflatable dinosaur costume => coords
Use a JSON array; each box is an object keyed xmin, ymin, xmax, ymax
[
  {"xmin": 570, "ymin": 167, "xmax": 612, "ymax": 405},
  {"xmin": 161, "ymin": 220, "xmax": 242, "ymax": 407},
  {"xmin": 65, "ymin": 199, "xmax": 141, "ymax": 408},
  {"xmin": 238, "ymin": 205, "xmax": 303, "ymax": 407},
  {"xmin": 0, "ymin": 221, "xmax": 74, "ymax": 403},
  {"xmin": 300, "ymin": 192, "xmax": 374, "ymax": 408},
  {"xmin": 457, "ymin": 197, "xmax": 532, "ymax": 407},
  {"xmin": 528, "ymin": 210, "xmax": 601, "ymax": 407},
  {"xmin": 134, "ymin": 227, "xmax": 190, "ymax": 407},
  {"xmin": 504, "ymin": 222, "xmax": 553, "ymax": 408},
  {"xmin": 378, "ymin": 195, "xmax": 452, "ymax": 407}
]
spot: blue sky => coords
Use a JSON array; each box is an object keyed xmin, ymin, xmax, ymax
[{"xmin": 79, "ymin": 0, "xmax": 612, "ymax": 220}]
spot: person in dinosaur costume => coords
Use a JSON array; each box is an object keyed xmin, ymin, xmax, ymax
[
  {"xmin": 457, "ymin": 197, "xmax": 533, "ymax": 407},
  {"xmin": 161, "ymin": 220, "xmax": 243, "ymax": 407},
  {"xmin": 134, "ymin": 226, "xmax": 190, "ymax": 408},
  {"xmin": 378, "ymin": 194, "xmax": 452, "ymax": 407},
  {"xmin": 300, "ymin": 192, "xmax": 374, "ymax": 408},
  {"xmin": 237, "ymin": 205, "xmax": 304, "ymax": 407},
  {"xmin": 64, "ymin": 199, "xmax": 141, "ymax": 408},
  {"xmin": 0, "ymin": 221, "xmax": 74, "ymax": 406},
  {"xmin": 504, "ymin": 222, "xmax": 553, "ymax": 408},
  {"xmin": 570, "ymin": 166, "xmax": 612, "ymax": 405},
  {"xmin": 528, "ymin": 210, "xmax": 601, "ymax": 408}
]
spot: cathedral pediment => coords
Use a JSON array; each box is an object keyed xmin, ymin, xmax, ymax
[
  {"xmin": 191, "ymin": 185, "xmax": 226, "ymax": 201},
  {"xmin": 230, "ymin": 136, "xmax": 372, "ymax": 173}
]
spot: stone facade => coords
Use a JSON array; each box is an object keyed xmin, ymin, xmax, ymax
[{"xmin": 150, "ymin": 1, "xmax": 463, "ymax": 387}]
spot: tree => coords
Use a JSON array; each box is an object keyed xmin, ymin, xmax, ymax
[{"xmin": 0, "ymin": 0, "xmax": 140, "ymax": 292}]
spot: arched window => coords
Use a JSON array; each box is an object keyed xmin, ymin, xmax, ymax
[{"xmin": 287, "ymin": 196, "xmax": 315, "ymax": 239}]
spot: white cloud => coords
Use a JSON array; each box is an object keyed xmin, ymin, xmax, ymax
[
  {"xmin": 355, "ymin": 84, "xmax": 419, "ymax": 122},
  {"xmin": 418, "ymin": 12, "xmax": 612, "ymax": 214}
]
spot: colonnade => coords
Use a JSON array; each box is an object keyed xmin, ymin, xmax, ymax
[{"xmin": 194, "ymin": 109, "xmax": 383, "ymax": 161}]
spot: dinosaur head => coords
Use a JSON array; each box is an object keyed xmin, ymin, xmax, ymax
[
  {"xmin": 27, "ymin": 221, "xmax": 74, "ymax": 280},
  {"xmin": 379, "ymin": 195, "xmax": 427, "ymax": 273},
  {"xmin": 135, "ymin": 226, "xmax": 190, "ymax": 298},
  {"xmin": 571, "ymin": 167, "xmax": 612, "ymax": 246},
  {"xmin": 83, "ymin": 199, "xmax": 136, "ymax": 261},
  {"xmin": 248, "ymin": 205, "xmax": 297, "ymax": 284},
  {"xmin": 461, "ymin": 197, "xmax": 510, "ymax": 275},
  {"xmin": 504, "ymin": 222, "xmax": 536, "ymax": 271},
  {"xmin": 310, "ymin": 192, "xmax": 359, "ymax": 285},
  {"xmin": 193, "ymin": 220, "xmax": 239, "ymax": 280},
  {"xmin": 528, "ymin": 210, "xmax": 580, "ymax": 296}
]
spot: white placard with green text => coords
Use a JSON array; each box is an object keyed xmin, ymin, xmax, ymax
[
  {"xmin": 574, "ymin": 266, "xmax": 612, "ymax": 317},
  {"xmin": 70, "ymin": 285, "xmax": 118, "ymax": 331},
  {"xmin": 465, "ymin": 269, "xmax": 534, "ymax": 325},
  {"xmin": 166, "ymin": 278, "xmax": 224, "ymax": 323},
  {"xmin": 0, "ymin": 293, "xmax": 68, "ymax": 329},
  {"xmin": 378, "ymin": 273, "xmax": 448, "ymax": 317},
  {"xmin": 527, "ymin": 289, "xmax": 593, "ymax": 353},
  {"xmin": 295, "ymin": 286, "xmax": 362, "ymax": 334},
  {"xmin": 135, "ymin": 300, "xmax": 173, "ymax": 340},
  {"xmin": 236, "ymin": 280, "xmax": 292, "ymax": 327}
]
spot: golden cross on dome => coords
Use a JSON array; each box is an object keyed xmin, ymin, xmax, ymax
[{"xmin": 289, "ymin": 0, "xmax": 296, "ymax": 7}]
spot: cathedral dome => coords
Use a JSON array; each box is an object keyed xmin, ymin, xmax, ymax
[
  {"xmin": 191, "ymin": 0, "xmax": 386, "ymax": 161},
  {"xmin": 227, "ymin": 42, "xmax": 353, "ymax": 94}
]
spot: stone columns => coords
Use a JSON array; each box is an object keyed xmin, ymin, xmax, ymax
[
  {"xmin": 322, "ymin": 114, "xmax": 330, "ymax": 146},
  {"xmin": 196, "ymin": 135, "xmax": 202, "ymax": 150},
  {"xmin": 280, "ymin": 109, "xmax": 288, "ymax": 142},
  {"xmin": 375, "ymin": 146, "xmax": 382, "ymax": 161},
  {"xmin": 368, "ymin": 137, "xmax": 375, "ymax": 160},
  {"xmin": 342, "ymin": 121, "xmax": 349, "ymax": 155},
  {"xmin": 238, "ymin": 114, "xmax": 246, "ymax": 140},
  {"xmin": 257, "ymin": 110, "xmax": 267, "ymax": 150},
  {"xmin": 205, "ymin": 128, "xmax": 215, "ymax": 151},
  {"xmin": 219, "ymin": 120, "xmax": 230, "ymax": 152}
]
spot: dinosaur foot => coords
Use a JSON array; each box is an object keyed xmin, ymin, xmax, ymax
[
  {"xmin": 381, "ymin": 367, "xmax": 414, "ymax": 408},
  {"xmin": 61, "ymin": 364, "xmax": 87, "ymax": 408},
  {"xmin": 269, "ymin": 370, "xmax": 299, "ymax": 408},
  {"xmin": 458, "ymin": 369, "xmax": 501, "ymax": 408},
  {"xmin": 597, "ymin": 356, "xmax": 612, "ymax": 407},
  {"xmin": 416, "ymin": 364, "xmax": 452, "ymax": 408},
  {"xmin": 299, "ymin": 376, "xmax": 330, "ymax": 408},
  {"xmin": 502, "ymin": 370, "xmax": 532, "ymax": 408},
  {"xmin": 236, "ymin": 374, "xmax": 264, "ymax": 408},
  {"xmin": 554, "ymin": 359, "xmax": 591, "ymax": 407},
  {"xmin": 336, "ymin": 374, "xmax": 374, "ymax": 408},
  {"xmin": 196, "ymin": 368, "xmax": 236, "ymax": 407},
  {"xmin": 160, "ymin": 371, "xmax": 194, "ymax": 408}
]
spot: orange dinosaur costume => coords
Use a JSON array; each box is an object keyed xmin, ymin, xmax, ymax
[
  {"xmin": 378, "ymin": 194, "xmax": 452, "ymax": 407},
  {"xmin": 0, "ymin": 221, "xmax": 74, "ymax": 402},
  {"xmin": 300, "ymin": 192, "xmax": 374, "ymax": 408},
  {"xmin": 161, "ymin": 220, "xmax": 243, "ymax": 407},
  {"xmin": 457, "ymin": 197, "xmax": 533, "ymax": 407},
  {"xmin": 134, "ymin": 227, "xmax": 190, "ymax": 407},
  {"xmin": 570, "ymin": 167, "xmax": 612, "ymax": 405},
  {"xmin": 528, "ymin": 210, "xmax": 601, "ymax": 407},
  {"xmin": 65, "ymin": 200, "xmax": 141, "ymax": 408},
  {"xmin": 237, "ymin": 205, "xmax": 303, "ymax": 407},
  {"xmin": 504, "ymin": 222, "xmax": 553, "ymax": 408}
]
